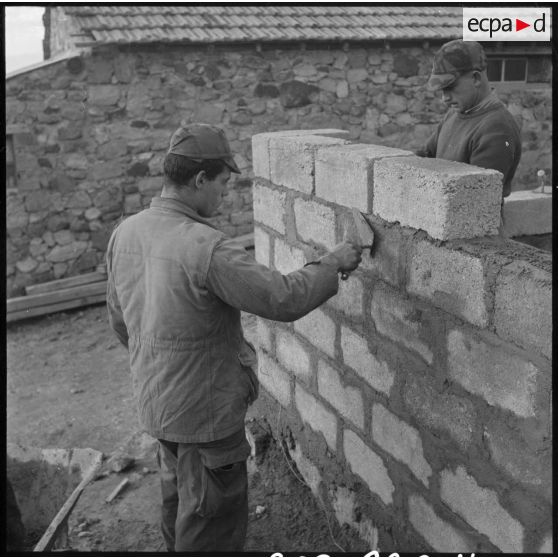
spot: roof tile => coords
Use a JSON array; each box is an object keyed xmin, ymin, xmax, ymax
[{"xmin": 64, "ymin": 5, "xmax": 464, "ymax": 47}]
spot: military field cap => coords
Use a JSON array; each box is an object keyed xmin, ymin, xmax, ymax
[
  {"xmin": 167, "ymin": 123, "xmax": 240, "ymax": 174},
  {"xmin": 427, "ymin": 40, "xmax": 487, "ymax": 91}
]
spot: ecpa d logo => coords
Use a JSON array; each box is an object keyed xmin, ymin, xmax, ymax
[{"xmin": 463, "ymin": 7, "xmax": 551, "ymax": 41}]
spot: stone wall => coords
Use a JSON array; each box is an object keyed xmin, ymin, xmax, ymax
[
  {"xmin": 251, "ymin": 129, "xmax": 552, "ymax": 554},
  {"xmin": 5, "ymin": 42, "xmax": 551, "ymax": 296}
]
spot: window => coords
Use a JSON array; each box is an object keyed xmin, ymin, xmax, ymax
[
  {"xmin": 6, "ymin": 134, "xmax": 16, "ymax": 189},
  {"xmin": 487, "ymin": 57, "xmax": 527, "ymax": 82}
]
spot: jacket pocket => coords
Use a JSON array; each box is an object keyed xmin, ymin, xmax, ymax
[{"xmin": 238, "ymin": 340, "xmax": 259, "ymax": 405}]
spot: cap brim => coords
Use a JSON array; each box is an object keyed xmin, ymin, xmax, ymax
[
  {"xmin": 224, "ymin": 156, "xmax": 241, "ymax": 174},
  {"xmin": 427, "ymin": 72, "xmax": 457, "ymax": 92}
]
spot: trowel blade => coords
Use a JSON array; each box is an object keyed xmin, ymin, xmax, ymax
[{"xmin": 351, "ymin": 207, "xmax": 374, "ymax": 249}]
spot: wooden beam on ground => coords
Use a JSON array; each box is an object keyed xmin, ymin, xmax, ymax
[
  {"xmin": 7, "ymin": 282, "xmax": 107, "ymax": 323},
  {"xmin": 25, "ymin": 271, "xmax": 107, "ymax": 296},
  {"xmin": 33, "ymin": 452, "xmax": 103, "ymax": 553}
]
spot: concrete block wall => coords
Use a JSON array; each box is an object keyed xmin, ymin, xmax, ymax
[{"xmin": 251, "ymin": 130, "xmax": 552, "ymax": 553}]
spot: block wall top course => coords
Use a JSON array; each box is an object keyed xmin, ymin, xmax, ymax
[
  {"xmin": 268, "ymin": 134, "xmax": 351, "ymax": 195},
  {"xmin": 503, "ymin": 190, "xmax": 552, "ymax": 237},
  {"xmin": 252, "ymin": 129, "xmax": 350, "ymax": 182},
  {"xmin": 374, "ymin": 156, "xmax": 503, "ymax": 240},
  {"xmin": 314, "ymin": 143, "xmax": 413, "ymax": 213}
]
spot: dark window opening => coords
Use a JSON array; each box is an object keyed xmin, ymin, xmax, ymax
[{"xmin": 487, "ymin": 57, "xmax": 527, "ymax": 82}]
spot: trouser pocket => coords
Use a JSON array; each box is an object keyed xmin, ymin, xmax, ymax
[{"xmin": 195, "ymin": 460, "xmax": 247, "ymax": 518}]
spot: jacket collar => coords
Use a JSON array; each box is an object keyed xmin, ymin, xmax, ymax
[{"xmin": 150, "ymin": 196, "xmax": 218, "ymax": 230}]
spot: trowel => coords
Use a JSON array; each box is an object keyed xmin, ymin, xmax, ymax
[{"xmin": 341, "ymin": 207, "xmax": 375, "ymax": 280}]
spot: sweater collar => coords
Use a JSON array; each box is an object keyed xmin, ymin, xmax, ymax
[{"xmin": 463, "ymin": 90, "xmax": 502, "ymax": 115}]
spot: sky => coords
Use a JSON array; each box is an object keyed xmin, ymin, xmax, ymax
[{"xmin": 5, "ymin": 6, "xmax": 46, "ymax": 73}]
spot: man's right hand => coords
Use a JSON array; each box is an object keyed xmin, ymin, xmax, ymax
[{"xmin": 322, "ymin": 242, "xmax": 363, "ymax": 274}]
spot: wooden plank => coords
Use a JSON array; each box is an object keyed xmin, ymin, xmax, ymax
[
  {"xmin": 105, "ymin": 478, "xmax": 130, "ymax": 503},
  {"xmin": 7, "ymin": 292, "xmax": 107, "ymax": 323},
  {"xmin": 33, "ymin": 453, "xmax": 103, "ymax": 552},
  {"xmin": 25, "ymin": 271, "xmax": 107, "ymax": 296},
  {"xmin": 8, "ymin": 281, "xmax": 107, "ymax": 313}
]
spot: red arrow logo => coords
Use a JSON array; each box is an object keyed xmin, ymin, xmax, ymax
[{"xmin": 516, "ymin": 18, "xmax": 530, "ymax": 31}]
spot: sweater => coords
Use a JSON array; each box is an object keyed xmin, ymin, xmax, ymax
[{"xmin": 419, "ymin": 101, "xmax": 521, "ymax": 197}]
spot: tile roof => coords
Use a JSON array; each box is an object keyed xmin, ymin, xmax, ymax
[{"xmin": 61, "ymin": 5, "xmax": 462, "ymax": 47}]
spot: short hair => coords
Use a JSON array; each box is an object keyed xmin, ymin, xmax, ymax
[{"xmin": 163, "ymin": 153, "xmax": 227, "ymax": 187}]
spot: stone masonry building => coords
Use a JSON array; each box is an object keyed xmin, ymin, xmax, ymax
[{"xmin": 6, "ymin": 6, "xmax": 552, "ymax": 295}]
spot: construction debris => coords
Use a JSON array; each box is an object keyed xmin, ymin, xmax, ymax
[
  {"xmin": 105, "ymin": 478, "xmax": 129, "ymax": 504},
  {"xmin": 245, "ymin": 419, "xmax": 271, "ymax": 464},
  {"xmin": 106, "ymin": 452, "xmax": 135, "ymax": 473}
]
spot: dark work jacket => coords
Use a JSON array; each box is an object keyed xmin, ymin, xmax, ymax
[{"xmin": 106, "ymin": 196, "xmax": 339, "ymax": 443}]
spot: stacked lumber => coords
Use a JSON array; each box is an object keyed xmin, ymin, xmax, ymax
[
  {"xmin": 6, "ymin": 234, "xmax": 253, "ymax": 324},
  {"xmin": 7, "ymin": 271, "xmax": 107, "ymax": 324}
]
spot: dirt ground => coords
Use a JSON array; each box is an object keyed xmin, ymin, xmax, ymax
[{"xmin": 7, "ymin": 303, "xmax": 367, "ymax": 555}]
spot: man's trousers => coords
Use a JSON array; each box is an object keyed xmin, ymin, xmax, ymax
[{"xmin": 156, "ymin": 429, "xmax": 251, "ymax": 552}]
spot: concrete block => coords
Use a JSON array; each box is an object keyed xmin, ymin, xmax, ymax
[
  {"xmin": 484, "ymin": 421, "xmax": 551, "ymax": 495},
  {"xmin": 340, "ymin": 326, "xmax": 395, "ymax": 396},
  {"xmin": 295, "ymin": 384, "xmax": 337, "ymax": 451},
  {"xmin": 374, "ymin": 156, "xmax": 502, "ymax": 240},
  {"xmin": 318, "ymin": 359, "xmax": 364, "ymax": 430},
  {"xmin": 293, "ymin": 198, "xmax": 337, "ymax": 250},
  {"xmin": 251, "ymin": 133, "xmax": 272, "ymax": 180},
  {"xmin": 327, "ymin": 273, "xmax": 364, "ymax": 318},
  {"xmin": 253, "ymin": 182, "xmax": 287, "ymax": 234},
  {"xmin": 252, "ymin": 129, "xmax": 349, "ymax": 181},
  {"xmin": 254, "ymin": 226, "xmax": 271, "ymax": 266},
  {"xmin": 503, "ymin": 190, "xmax": 552, "ymax": 237},
  {"xmin": 269, "ymin": 134, "xmax": 350, "ymax": 194},
  {"xmin": 274, "ymin": 237, "xmax": 306, "ymax": 274},
  {"xmin": 276, "ymin": 329, "xmax": 312, "ymax": 383},
  {"xmin": 330, "ymin": 486, "xmax": 379, "ymax": 549},
  {"xmin": 447, "ymin": 329, "xmax": 540, "ymax": 418},
  {"xmin": 440, "ymin": 465, "xmax": 524, "ymax": 553},
  {"xmin": 293, "ymin": 308, "xmax": 336, "ymax": 358},
  {"xmin": 402, "ymin": 375, "xmax": 475, "ymax": 451},
  {"xmin": 257, "ymin": 350, "xmax": 291, "ymax": 408},
  {"xmin": 372, "ymin": 404, "xmax": 432, "ymax": 486},
  {"xmin": 256, "ymin": 318, "xmax": 273, "ymax": 352},
  {"xmin": 409, "ymin": 494, "xmax": 470, "ymax": 553},
  {"xmin": 343, "ymin": 429, "xmax": 394, "ymax": 505},
  {"xmin": 370, "ymin": 284, "xmax": 433, "ymax": 364},
  {"xmin": 408, "ymin": 240, "xmax": 488, "ymax": 327},
  {"xmin": 494, "ymin": 260, "xmax": 552, "ymax": 360},
  {"xmin": 315, "ymin": 143, "xmax": 412, "ymax": 212}
]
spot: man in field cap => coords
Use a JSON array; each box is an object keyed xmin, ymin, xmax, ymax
[
  {"xmin": 105, "ymin": 123, "xmax": 363, "ymax": 551},
  {"xmin": 417, "ymin": 39, "xmax": 521, "ymax": 199},
  {"xmin": 167, "ymin": 122, "xmax": 241, "ymax": 174}
]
